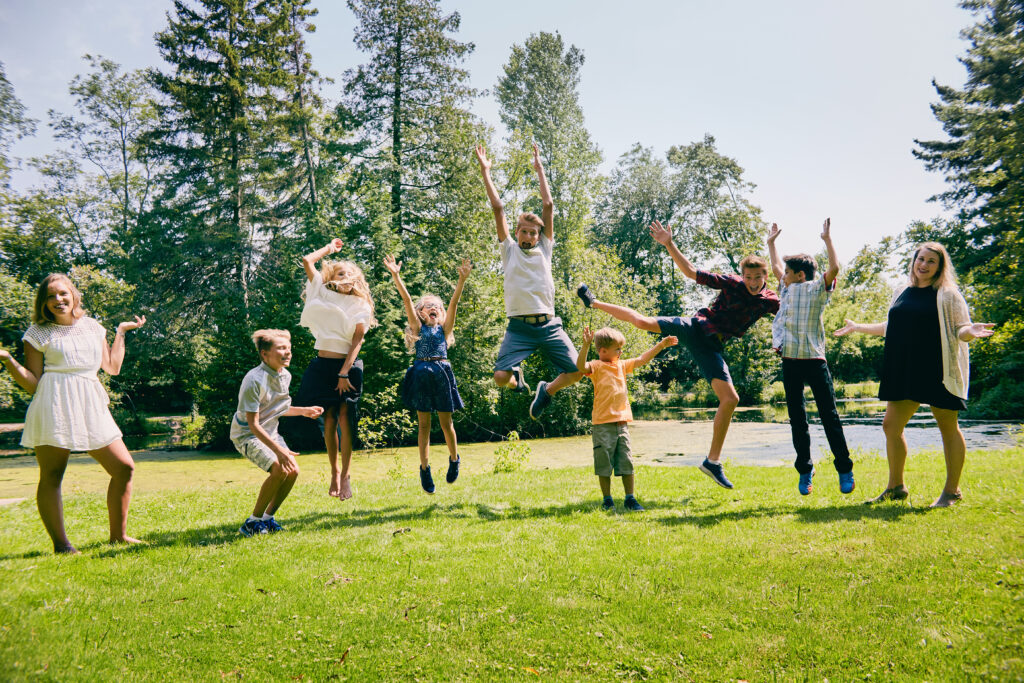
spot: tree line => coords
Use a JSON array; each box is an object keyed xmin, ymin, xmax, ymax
[{"xmin": 0, "ymin": 0, "xmax": 1020, "ymax": 449}]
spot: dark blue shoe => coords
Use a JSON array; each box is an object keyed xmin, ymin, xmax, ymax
[
  {"xmin": 264, "ymin": 516, "xmax": 284, "ymax": 533},
  {"xmin": 839, "ymin": 471, "xmax": 855, "ymax": 494},
  {"xmin": 446, "ymin": 455, "xmax": 460, "ymax": 484},
  {"xmin": 239, "ymin": 518, "xmax": 268, "ymax": 537},
  {"xmin": 419, "ymin": 465, "xmax": 435, "ymax": 494},
  {"xmin": 698, "ymin": 458, "xmax": 734, "ymax": 489},
  {"xmin": 530, "ymin": 381, "xmax": 552, "ymax": 419},
  {"xmin": 601, "ymin": 496, "xmax": 614, "ymax": 511},
  {"xmin": 624, "ymin": 496, "xmax": 645, "ymax": 512},
  {"xmin": 511, "ymin": 365, "xmax": 529, "ymax": 394},
  {"xmin": 799, "ymin": 467, "xmax": 814, "ymax": 496},
  {"xmin": 577, "ymin": 283, "xmax": 595, "ymax": 307}
]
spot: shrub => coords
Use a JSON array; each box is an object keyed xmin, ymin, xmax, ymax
[{"xmin": 493, "ymin": 431, "xmax": 531, "ymax": 473}]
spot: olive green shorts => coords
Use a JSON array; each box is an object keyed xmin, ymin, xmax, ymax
[{"xmin": 592, "ymin": 422, "xmax": 633, "ymax": 477}]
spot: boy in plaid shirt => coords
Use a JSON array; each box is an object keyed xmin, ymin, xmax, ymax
[
  {"xmin": 578, "ymin": 220, "xmax": 779, "ymax": 490},
  {"xmin": 767, "ymin": 218, "xmax": 854, "ymax": 495}
]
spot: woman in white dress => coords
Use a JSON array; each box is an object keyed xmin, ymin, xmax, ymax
[{"xmin": 0, "ymin": 273, "xmax": 146, "ymax": 554}]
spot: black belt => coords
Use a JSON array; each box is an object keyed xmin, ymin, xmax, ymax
[
  {"xmin": 510, "ymin": 314, "xmax": 551, "ymax": 325},
  {"xmin": 416, "ymin": 357, "xmax": 446, "ymax": 361}
]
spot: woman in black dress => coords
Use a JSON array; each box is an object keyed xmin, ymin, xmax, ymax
[{"xmin": 834, "ymin": 242, "xmax": 993, "ymax": 507}]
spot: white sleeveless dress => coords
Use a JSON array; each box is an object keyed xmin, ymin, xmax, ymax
[{"xmin": 20, "ymin": 317, "xmax": 123, "ymax": 451}]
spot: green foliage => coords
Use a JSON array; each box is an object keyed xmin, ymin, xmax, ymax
[
  {"xmin": 0, "ymin": 268, "xmax": 33, "ymax": 411},
  {"xmin": 491, "ymin": 430, "xmax": 531, "ymax": 473},
  {"xmin": 358, "ymin": 383, "xmax": 416, "ymax": 452}
]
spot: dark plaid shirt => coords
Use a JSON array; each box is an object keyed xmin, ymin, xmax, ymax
[{"xmin": 693, "ymin": 270, "xmax": 780, "ymax": 340}]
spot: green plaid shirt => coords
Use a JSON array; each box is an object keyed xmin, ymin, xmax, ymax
[{"xmin": 772, "ymin": 278, "xmax": 834, "ymax": 359}]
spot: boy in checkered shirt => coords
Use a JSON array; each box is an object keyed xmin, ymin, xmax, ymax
[{"xmin": 767, "ymin": 218, "xmax": 854, "ymax": 496}]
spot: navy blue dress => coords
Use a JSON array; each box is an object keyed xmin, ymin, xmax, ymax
[{"xmin": 401, "ymin": 325, "xmax": 464, "ymax": 413}]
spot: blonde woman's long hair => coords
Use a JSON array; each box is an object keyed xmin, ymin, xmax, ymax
[
  {"xmin": 306, "ymin": 259, "xmax": 377, "ymax": 327},
  {"xmin": 404, "ymin": 294, "xmax": 455, "ymax": 354},
  {"xmin": 908, "ymin": 242, "xmax": 959, "ymax": 291},
  {"xmin": 33, "ymin": 273, "xmax": 86, "ymax": 324}
]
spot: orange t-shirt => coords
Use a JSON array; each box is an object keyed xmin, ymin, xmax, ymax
[{"xmin": 584, "ymin": 357, "xmax": 638, "ymax": 425}]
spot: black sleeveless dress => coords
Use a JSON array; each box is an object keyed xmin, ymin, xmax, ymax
[{"xmin": 878, "ymin": 286, "xmax": 967, "ymax": 411}]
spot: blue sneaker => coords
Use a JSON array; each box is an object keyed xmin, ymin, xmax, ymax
[
  {"xmin": 264, "ymin": 517, "xmax": 284, "ymax": 533},
  {"xmin": 446, "ymin": 455, "xmax": 460, "ymax": 484},
  {"xmin": 624, "ymin": 496, "xmax": 645, "ymax": 512},
  {"xmin": 419, "ymin": 465, "xmax": 435, "ymax": 494},
  {"xmin": 577, "ymin": 283, "xmax": 596, "ymax": 308},
  {"xmin": 511, "ymin": 365, "xmax": 529, "ymax": 394},
  {"xmin": 698, "ymin": 458, "xmax": 734, "ymax": 489},
  {"xmin": 239, "ymin": 518, "xmax": 268, "ymax": 537},
  {"xmin": 601, "ymin": 496, "xmax": 614, "ymax": 511},
  {"xmin": 798, "ymin": 467, "xmax": 814, "ymax": 496},
  {"xmin": 530, "ymin": 381, "xmax": 552, "ymax": 419},
  {"xmin": 839, "ymin": 471, "xmax": 855, "ymax": 494}
]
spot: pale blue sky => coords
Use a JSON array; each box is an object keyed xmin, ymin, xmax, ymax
[{"xmin": 0, "ymin": 0, "xmax": 970, "ymax": 260}]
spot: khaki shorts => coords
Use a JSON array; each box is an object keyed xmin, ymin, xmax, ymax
[
  {"xmin": 592, "ymin": 422, "xmax": 633, "ymax": 477},
  {"xmin": 235, "ymin": 436, "xmax": 286, "ymax": 472}
]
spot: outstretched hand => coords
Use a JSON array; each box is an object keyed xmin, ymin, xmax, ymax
[
  {"xmin": 582, "ymin": 325, "xmax": 595, "ymax": 345},
  {"xmin": 117, "ymin": 315, "xmax": 146, "ymax": 335},
  {"xmin": 328, "ymin": 238, "xmax": 344, "ymax": 253},
  {"xmin": 474, "ymin": 145, "xmax": 491, "ymax": 172},
  {"xmin": 821, "ymin": 217, "xmax": 831, "ymax": 241},
  {"xmin": 532, "ymin": 142, "xmax": 543, "ymax": 174},
  {"xmin": 457, "ymin": 258, "xmax": 472, "ymax": 279},
  {"xmin": 767, "ymin": 223, "xmax": 781, "ymax": 244},
  {"xmin": 0, "ymin": 346, "xmax": 10, "ymax": 362},
  {"xmin": 383, "ymin": 254, "xmax": 402, "ymax": 276},
  {"xmin": 964, "ymin": 322, "xmax": 995, "ymax": 340},
  {"xmin": 304, "ymin": 406, "xmax": 324, "ymax": 419},
  {"xmin": 661, "ymin": 335, "xmax": 679, "ymax": 348},
  {"xmin": 648, "ymin": 220, "xmax": 673, "ymax": 246},
  {"xmin": 833, "ymin": 319, "xmax": 858, "ymax": 337}
]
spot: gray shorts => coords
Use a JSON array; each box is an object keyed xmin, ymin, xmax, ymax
[
  {"xmin": 494, "ymin": 317, "xmax": 579, "ymax": 375},
  {"xmin": 235, "ymin": 436, "xmax": 286, "ymax": 472},
  {"xmin": 656, "ymin": 316, "xmax": 732, "ymax": 384},
  {"xmin": 592, "ymin": 422, "xmax": 633, "ymax": 477}
]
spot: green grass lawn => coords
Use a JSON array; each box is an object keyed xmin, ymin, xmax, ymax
[{"xmin": 1, "ymin": 445, "xmax": 1022, "ymax": 681}]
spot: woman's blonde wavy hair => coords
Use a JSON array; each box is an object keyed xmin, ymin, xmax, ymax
[
  {"xmin": 908, "ymin": 242, "xmax": 959, "ymax": 291},
  {"xmin": 306, "ymin": 259, "xmax": 377, "ymax": 327},
  {"xmin": 404, "ymin": 294, "xmax": 455, "ymax": 354}
]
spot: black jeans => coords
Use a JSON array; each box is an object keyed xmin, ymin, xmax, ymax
[{"xmin": 782, "ymin": 358, "xmax": 852, "ymax": 475}]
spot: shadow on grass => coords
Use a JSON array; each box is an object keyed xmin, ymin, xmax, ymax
[{"xmin": 657, "ymin": 500, "xmax": 928, "ymax": 528}]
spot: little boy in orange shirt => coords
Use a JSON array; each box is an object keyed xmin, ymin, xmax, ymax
[{"xmin": 577, "ymin": 326, "xmax": 677, "ymax": 510}]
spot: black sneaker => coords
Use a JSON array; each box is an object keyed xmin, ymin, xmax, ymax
[
  {"xmin": 511, "ymin": 365, "xmax": 529, "ymax": 394},
  {"xmin": 698, "ymin": 458, "xmax": 734, "ymax": 489},
  {"xmin": 577, "ymin": 283, "xmax": 596, "ymax": 308},
  {"xmin": 529, "ymin": 381, "xmax": 552, "ymax": 419},
  {"xmin": 446, "ymin": 455, "xmax": 460, "ymax": 484},
  {"xmin": 624, "ymin": 497, "xmax": 645, "ymax": 512},
  {"xmin": 419, "ymin": 465, "xmax": 435, "ymax": 494},
  {"xmin": 601, "ymin": 496, "xmax": 614, "ymax": 511}
]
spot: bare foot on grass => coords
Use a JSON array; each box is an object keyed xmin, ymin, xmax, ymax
[
  {"xmin": 329, "ymin": 473, "xmax": 342, "ymax": 498},
  {"xmin": 111, "ymin": 536, "xmax": 147, "ymax": 546},
  {"xmin": 54, "ymin": 544, "xmax": 80, "ymax": 555},
  {"xmin": 338, "ymin": 475, "xmax": 352, "ymax": 501}
]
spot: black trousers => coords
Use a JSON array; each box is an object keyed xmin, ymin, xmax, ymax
[{"xmin": 782, "ymin": 358, "xmax": 852, "ymax": 475}]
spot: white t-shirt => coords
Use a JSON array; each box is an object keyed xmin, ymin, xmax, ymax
[
  {"xmin": 499, "ymin": 234, "xmax": 555, "ymax": 317},
  {"xmin": 300, "ymin": 271, "xmax": 374, "ymax": 354}
]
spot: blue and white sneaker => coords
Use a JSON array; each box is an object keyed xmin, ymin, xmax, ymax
[
  {"xmin": 530, "ymin": 381, "xmax": 552, "ymax": 419},
  {"xmin": 511, "ymin": 366, "xmax": 529, "ymax": 394},
  {"xmin": 419, "ymin": 465, "xmax": 435, "ymax": 494},
  {"xmin": 264, "ymin": 517, "xmax": 284, "ymax": 533},
  {"xmin": 798, "ymin": 467, "xmax": 814, "ymax": 496},
  {"xmin": 698, "ymin": 458, "xmax": 734, "ymax": 489},
  {"xmin": 839, "ymin": 471, "xmax": 855, "ymax": 495},
  {"xmin": 239, "ymin": 518, "xmax": 268, "ymax": 537}
]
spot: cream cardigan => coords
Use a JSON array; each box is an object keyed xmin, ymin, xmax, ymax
[{"xmin": 886, "ymin": 285, "xmax": 973, "ymax": 400}]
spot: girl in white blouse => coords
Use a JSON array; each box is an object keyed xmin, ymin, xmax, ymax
[
  {"xmin": 296, "ymin": 239, "xmax": 377, "ymax": 500},
  {"xmin": 0, "ymin": 273, "xmax": 146, "ymax": 553}
]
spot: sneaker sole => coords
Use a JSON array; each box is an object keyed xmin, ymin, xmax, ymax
[{"xmin": 698, "ymin": 463, "xmax": 734, "ymax": 489}]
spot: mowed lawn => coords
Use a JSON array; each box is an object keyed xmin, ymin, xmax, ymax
[{"xmin": 1, "ymin": 440, "xmax": 1022, "ymax": 681}]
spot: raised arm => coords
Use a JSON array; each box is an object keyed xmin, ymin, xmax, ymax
[
  {"xmin": 384, "ymin": 255, "xmax": 419, "ymax": 334},
  {"xmin": 833, "ymin": 319, "xmax": 886, "ymax": 337},
  {"xmin": 649, "ymin": 220, "xmax": 698, "ymax": 281},
  {"xmin": 444, "ymin": 259, "xmax": 472, "ymax": 339},
  {"xmin": 632, "ymin": 335, "xmax": 679, "ymax": 369},
  {"xmin": 821, "ymin": 218, "xmax": 840, "ymax": 288},
  {"xmin": 766, "ymin": 223, "xmax": 785, "ymax": 282},
  {"xmin": 302, "ymin": 239, "xmax": 344, "ymax": 281},
  {"xmin": 1, "ymin": 345, "xmax": 39, "ymax": 394},
  {"xmin": 101, "ymin": 315, "xmax": 146, "ymax": 376},
  {"xmin": 475, "ymin": 145, "xmax": 510, "ymax": 243},
  {"xmin": 532, "ymin": 143, "xmax": 554, "ymax": 241},
  {"xmin": 576, "ymin": 326, "xmax": 594, "ymax": 374}
]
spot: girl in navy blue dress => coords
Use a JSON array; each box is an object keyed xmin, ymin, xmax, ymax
[{"xmin": 384, "ymin": 254, "xmax": 471, "ymax": 493}]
